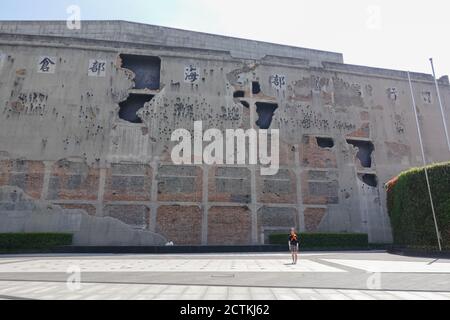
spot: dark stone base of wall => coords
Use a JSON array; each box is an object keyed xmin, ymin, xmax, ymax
[
  {"xmin": 53, "ymin": 245, "xmax": 288, "ymax": 254},
  {"xmin": 388, "ymin": 247, "xmax": 450, "ymax": 259},
  {"xmin": 1, "ymin": 245, "xmax": 379, "ymax": 255}
]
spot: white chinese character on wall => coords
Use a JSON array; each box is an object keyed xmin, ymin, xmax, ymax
[
  {"xmin": 88, "ymin": 59, "xmax": 106, "ymax": 77},
  {"xmin": 270, "ymin": 74, "xmax": 287, "ymax": 90},
  {"xmin": 184, "ymin": 65, "xmax": 200, "ymax": 83},
  {"xmin": 37, "ymin": 56, "xmax": 56, "ymax": 74}
]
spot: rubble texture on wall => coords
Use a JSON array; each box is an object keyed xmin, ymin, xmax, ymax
[{"xmin": 1, "ymin": 21, "xmax": 450, "ymax": 245}]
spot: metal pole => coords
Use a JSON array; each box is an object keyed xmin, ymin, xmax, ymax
[
  {"xmin": 407, "ymin": 72, "xmax": 442, "ymax": 251},
  {"xmin": 429, "ymin": 58, "xmax": 450, "ymax": 152}
]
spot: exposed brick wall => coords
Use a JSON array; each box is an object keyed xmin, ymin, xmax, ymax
[
  {"xmin": 0, "ymin": 161, "xmax": 9, "ymax": 188},
  {"xmin": 300, "ymin": 135, "xmax": 337, "ymax": 168},
  {"xmin": 208, "ymin": 206, "xmax": 252, "ymax": 245},
  {"xmin": 304, "ymin": 207, "xmax": 326, "ymax": 232},
  {"xmin": 156, "ymin": 205, "xmax": 202, "ymax": 245},
  {"xmin": 157, "ymin": 165, "xmax": 202, "ymax": 202},
  {"xmin": 302, "ymin": 170, "xmax": 339, "ymax": 205},
  {"xmin": 347, "ymin": 122, "xmax": 370, "ymax": 139},
  {"xmin": 47, "ymin": 160, "xmax": 99, "ymax": 201},
  {"xmin": 104, "ymin": 163, "xmax": 152, "ymax": 201},
  {"xmin": 257, "ymin": 206, "xmax": 298, "ymax": 242},
  {"xmin": 0, "ymin": 160, "xmax": 45, "ymax": 199},
  {"xmin": 257, "ymin": 169, "xmax": 297, "ymax": 204},
  {"xmin": 346, "ymin": 111, "xmax": 371, "ymax": 139},
  {"xmin": 360, "ymin": 111, "xmax": 370, "ymax": 121},
  {"xmin": 278, "ymin": 141, "xmax": 296, "ymax": 166},
  {"xmin": 208, "ymin": 167, "xmax": 251, "ymax": 203},
  {"xmin": 105, "ymin": 204, "xmax": 150, "ymax": 230}
]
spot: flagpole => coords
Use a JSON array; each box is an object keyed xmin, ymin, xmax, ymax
[
  {"xmin": 429, "ymin": 58, "xmax": 450, "ymax": 152},
  {"xmin": 407, "ymin": 72, "xmax": 442, "ymax": 252}
]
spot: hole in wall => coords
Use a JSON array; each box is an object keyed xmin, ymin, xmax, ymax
[
  {"xmin": 233, "ymin": 91, "xmax": 245, "ymax": 98},
  {"xmin": 359, "ymin": 173, "xmax": 378, "ymax": 188},
  {"xmin": 347, "ymin": 140, "xmax": 375, "ymax": 168},
  {"xmin": 316, "ymin": 137, "xmax": 334, "ymax": 148},
  {"xmin": 240, "ymin": 101, "xmax": 250, "ymax": 108},
  {"xmin": 120, "ymin": 54, "xmax": 161, "ymax": 90},
  {"xmin": 119, "ymin": 94, "xmax": 154, "ymax": 124},
  {"xmin": 255, "ymin": 102, "xmax": 278, "ymax": 129},
  {"xmin": 252, "ymin": 82, "xmax": 261, "ymax": 95}
]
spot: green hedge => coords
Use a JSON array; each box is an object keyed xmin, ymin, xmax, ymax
[
  {"xmin": 0, "ymin": 233, "xmax": 73, "ymax": 252},
  {"xmin": 386, "ymin": 162, "xmax": 450, "ymax": 250},
  {"xmin": 268, "ymin": 233, "xmax": 369, "ymax": 249}
]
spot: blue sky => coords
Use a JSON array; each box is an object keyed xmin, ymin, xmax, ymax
[
  {"xmin": 0, "ymin": 0, "xmax": 183, "ymax": 24},
  {"xmin": 1, "ymin": 0, "xmax": 450, "ymax": 77}
]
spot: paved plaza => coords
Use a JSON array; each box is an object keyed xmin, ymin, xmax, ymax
[{"xmin": 0, "ymin": 251, "xmax": 449, "ymax": 300}]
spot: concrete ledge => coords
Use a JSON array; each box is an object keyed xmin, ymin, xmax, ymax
[{"xmin": 0, "ymin": 20, "xmax": 344, "ymax": 63}]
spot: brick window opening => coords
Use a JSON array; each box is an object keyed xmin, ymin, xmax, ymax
[
  {"xmin": 119, "ymin": 94, "xmax": 154, "ymax": 124},
  {"xmin": 316, "ymin": 137, "xmax": 334, "ymax": 148},
  {"xmin": 240, "ymin": 101, "xmax": 250, "ymax": 108},
  {"xmin": 359, "ymin": 173, "xmax": 378, "ymax": 188},
  {"xmin": 255, "ymin": 102, "xmax": 278, "ymax": 129},
  {"xmin": 252, "ymin": 81, "xmax": 261, "ymax": 95},
  {"xmin": 347, "ymin": 140, "xmax": 375, "ymax": 168},
  {"xmin": 233, "ymin": 90, "xmax": 245, "ymax": 98},
  {"xmin": 119, "ymin": 54, "xmax": 161, "ymax": 90}
]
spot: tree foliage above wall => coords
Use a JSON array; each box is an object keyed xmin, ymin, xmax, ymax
[{"xmin": 386, "ymin": 162, "xmax": 450, "ymax": 250}]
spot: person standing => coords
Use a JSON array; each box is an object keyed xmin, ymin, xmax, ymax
[{"xmin": 288, "ymin": 228, "xmax": 299, "ymax": 265}]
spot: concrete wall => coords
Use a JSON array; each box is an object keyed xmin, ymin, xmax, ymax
[
  {"xmin": 0, "ymin": 21, "xmax": 449, "ymax": 245},
  {"xmin": 0, "ymin": 186, "xmax": 167, "ymax": 246}
]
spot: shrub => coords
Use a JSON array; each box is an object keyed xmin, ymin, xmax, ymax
[
  {"xmin": 0, "ymin": 233, "xmax": 73, "ymax": 252},
  {"xmin": 386, "ymin": 162, "xmax": 450, "ymax": 250},
  {"xmin": 268, "ymin": 233, "xmax": 369, "ymax": 249}
]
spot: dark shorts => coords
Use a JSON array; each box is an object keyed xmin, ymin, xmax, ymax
[{"xmin": 290, "ymin": 245, "xmax": 299, "ymax": 252}]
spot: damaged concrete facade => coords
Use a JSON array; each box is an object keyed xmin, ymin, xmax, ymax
[{"xmin": 0, "ymin": 21, "xmax": 449, "ymax": 245}]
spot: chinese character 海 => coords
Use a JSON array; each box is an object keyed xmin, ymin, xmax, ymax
[{"xmin": 184, "ymin": 65, "xmax": 200, "ymax": 83}]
